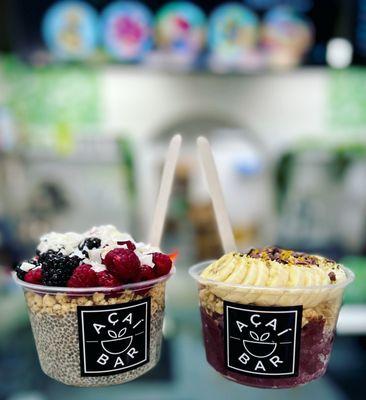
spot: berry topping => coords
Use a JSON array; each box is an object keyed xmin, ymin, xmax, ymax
[
  {"xmin": 15, "ymin": 226, "xmax": 174, "ymax": 288},
  {"xmin": 79, "ymin": 237, "xmax": 101, "ymax": 250},
  {"xmin": 14, "ymin": 258, "xmax": 40, "ymax": 280},
  {"xmin": 41, "ymin": 251, "xmax": 81, "ymax": 286},
  {"xmin": 103, "ymin": 248, "xmax": 140, "ymax": 282},
  {"xmin": 68, "ymin": 264, "xmax": 98, "ymax": 288},
  {"xmin": 153, "ymin": 253, "xmax": 173, "ymax": 277},
  {"xmin": 38, "ymin": 249, "xmax": 58, "ymax": 261},
  {"xmin": 24, "ymin": 268, "xmax": 42, "ymax": 284},
  {"xmin": 139, "ymin": 265, "xmax": 155, "ymax": 281},
  {"xmin": 117, "ymin": 240, "xmax": 136, "ymax": 250},
  {"xmin": 97, "ymin": 271, "xmax": 120, "ymax": 287}
]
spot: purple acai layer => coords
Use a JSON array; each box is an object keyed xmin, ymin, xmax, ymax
[{"xmin": 200, "ymin": 307, "xmax": 335, "ymax": 389}]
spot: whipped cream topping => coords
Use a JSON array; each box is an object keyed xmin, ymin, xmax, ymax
[
  {"xmin": 37, "ymin": 232, "xmax": 83, "ymax": 256},
  {"xmin": 31, "ymin": 225, "xmax": 160, "ymax": 273},
  {"xmin": 86, "ymin": 225, "xmax": 133, "ymax": 248},
  {"xmin": 201, "ymin": 248, "xmax": 347, "ymax": 288}
]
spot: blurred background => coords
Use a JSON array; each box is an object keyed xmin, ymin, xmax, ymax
[{"xmin": 1, "ymin": 0, "xmax": 366, "ymax": 399}]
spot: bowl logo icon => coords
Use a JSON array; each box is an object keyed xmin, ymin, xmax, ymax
[
  {"xmin": 224, "ymin": 302, "xmax": 302, "ymax": 377},
  {"xmin": 242, "ymin": 331, "xmax": 277, "ymax": 359},
  {"xmin": 77, "ymin": 298, "xmax": 151, "ymax": 376},
  {"xmin": 101, "ymin": 328, "xmax": 133, "ymax": 355}
]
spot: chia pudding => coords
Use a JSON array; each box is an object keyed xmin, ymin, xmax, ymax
[
  {"xmin": 24, "ymin": 284, "xmax": 166, "ymax": 386},
  {"xmin": 13, "ymin": 225, "xmax": 175, "ymax": 386},
  {"xmin": 190, "ymin": 247, "xmax": 354, "ymax": 389}
]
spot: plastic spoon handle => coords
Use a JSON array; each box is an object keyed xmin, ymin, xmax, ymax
[
  {"xmin": 148, "ymin": 134, "xmax": 182, "ymax": 247},
  {"xmin": 197, "ymin": 136, "xmax": 237, "ymax": 253}
]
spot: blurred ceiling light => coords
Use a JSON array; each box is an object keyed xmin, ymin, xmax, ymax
[{"xmin": 326, "ymin": 38, "xmax": 353, "ymax": 69}]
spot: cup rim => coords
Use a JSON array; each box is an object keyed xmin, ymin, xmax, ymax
[
  {"xmin": 189, "ymin": 260, "xmax": 355, "ymax": 292},
  {"xmin": 12, "ymin": 267, "xmax": 175, "ymax": 294}
]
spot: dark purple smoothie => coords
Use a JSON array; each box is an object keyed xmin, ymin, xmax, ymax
[{"xmin": 200, "ymin": 307, "xmax": 335, "ymax": 389}]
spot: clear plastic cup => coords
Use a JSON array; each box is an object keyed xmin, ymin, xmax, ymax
[
  {"xmin": 13, "ymin": 270, "xmax": 174, "ymax": 387},
  {"xmin": 190, "ymin": 261, "xmax": 354, "ymax": 389}
]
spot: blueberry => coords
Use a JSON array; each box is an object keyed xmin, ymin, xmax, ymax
[{"xmin": 78, "ymin": 237, "xmax": 101, "ymax": 251}]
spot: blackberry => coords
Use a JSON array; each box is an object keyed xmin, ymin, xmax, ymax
[
  {"xmin": 40, "ymin": 251, "xmax": 81, "ymax": 286},
  {"xmin": 14, "ymin": 259, "xmax": 40, "ymax": 281},
  {"xmin": 38, "ymin": 250, "xmax": 59, "ymax": 263},
  {"xmin": 79, "ymin": 237, "xmax": 101, "ymax": 251}
]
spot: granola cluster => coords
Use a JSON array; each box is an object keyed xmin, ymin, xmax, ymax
[
  {"xmin": 247, "ymin": 247, "xmax": 343, "ymax": 283},
  {"xmin": 247, "ymin": 247, "xmax": 328, "ymax": 266}
]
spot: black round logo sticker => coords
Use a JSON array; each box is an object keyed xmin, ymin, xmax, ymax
[
  {"xmin": 77, "ymin": 297, "xmax": 151, "ymax": 376},
  {"xmin": 224, "ymin": 301, "xmax": 302, "ymax": 378}
]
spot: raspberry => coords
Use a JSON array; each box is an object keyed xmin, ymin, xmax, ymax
[
  {"xmin": 103, "ymin": 248, "xmax": 140, "ymax": 283},
  {"xmin": 139, "ymin": 265, "xmax": 155, "ymax": 281},
  {"xmin": 153, "ymin": 253, "xmax": 172, "ymax": 277},
  {"xmin": 117, "ymin": 240, "xmax": 136, "ymax": 250},
  {"xmin": 133, "ymin": 266, "xmax": 155, "ymax": 295},
  {"xmin": 24, "ymin": 268, "xmax": 42, "ymax": 284},
  {"xmin": 97, "ymin": 271, "xmax": 120, "ymax": 287},
  {"xmin": 67, "ymin": 264, "xmax": 98, "ymax": 288}
]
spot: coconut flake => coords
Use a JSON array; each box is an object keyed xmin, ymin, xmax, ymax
[
  {"xmin": 137, "ymin": 253, "xmax": 154, "ymax": 268},
  {"xmin": 90, "ymin": 262, "xmax": 107, "ymax": 273},
  {"xmin": 20, "ymin": 262, "xmax": 37, "ymax": 272},
  {"xmin": 71, "ymin": 248, "xmax": 86, "ymax": 259}
]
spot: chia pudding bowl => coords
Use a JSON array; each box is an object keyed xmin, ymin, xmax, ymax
[
  {"xmin": 12, "ymin": 225, "xmax": 175, "ymax": 387},
  {"xmin": 189, "ymin": 248, "xmax": 354, "ymax": 389}
]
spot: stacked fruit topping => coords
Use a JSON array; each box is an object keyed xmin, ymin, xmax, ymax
[{"xmin": 14, "ymin": 225, "xmax": 174, "ymax": 288}]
